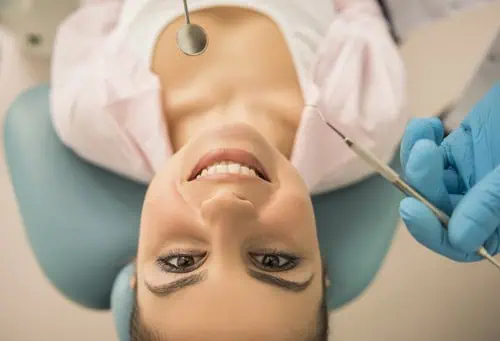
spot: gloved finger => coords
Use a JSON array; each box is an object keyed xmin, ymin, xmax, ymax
[
  {"xmin": 463, "ymin": 83, "xmax": 500, "ymax": 182},
  {"xmin": 483, "ymin": 231, "xmax": 500, "ymax": 256},
  {"xmin": 449, "ymin": 194, "xmax": 463, "ymax": 209},
  {"xmin": 405, "ymin": 139, "xmax": 453, "ymax": 214},
  {"xmin": 443, "ymin": 168, "xmax": 462, "ymax": 194},
  {"xmin": 440, "ymin": 128, "xmax": 475, "ymax": 191},
  {"xmin": 400, "ymin": 198, "xmax": 469, "ymax": 261},
  {"xmin": 400, "ymin": 117, "xmax": 445, "ymax": 172},
  {"xmin": 449, "ymin": 166, "xmax": 500, "ymax": 254}
]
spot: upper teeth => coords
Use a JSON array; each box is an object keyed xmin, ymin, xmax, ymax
[{"xmin": 196, "ymin": 162, "xmax": 258, "ymax": 179}]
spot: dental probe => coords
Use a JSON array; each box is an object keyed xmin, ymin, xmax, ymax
[{"xmin": 310, "ymin": 105, "xmax": 500, "ymax": 271}]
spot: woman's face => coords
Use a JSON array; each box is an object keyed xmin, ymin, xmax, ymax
[{"xmin": 136, "ymin": 122, "xmax": 324, "ymax": 340}]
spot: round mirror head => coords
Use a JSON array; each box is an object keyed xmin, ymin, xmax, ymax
[{"xmin": 176, "ymin": 24, "xmax": 208, "ymax": 56}]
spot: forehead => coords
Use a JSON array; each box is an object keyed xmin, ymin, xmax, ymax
[
  {"xmin": 139, "ymin": 284, "xmax": 320, "ymax": 341},
  {"xmin": 143, "ymin": 307, "xmax": 312, "ymax": 341}
]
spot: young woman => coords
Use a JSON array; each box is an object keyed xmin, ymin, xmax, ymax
[{"xmin": 50, "ymin": 0, "xmax": 407, "ymax": 339}]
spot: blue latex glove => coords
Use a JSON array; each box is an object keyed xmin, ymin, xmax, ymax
[{"xmin": 399, "ymin": 83, "xmax": 500, "ymax": 261}]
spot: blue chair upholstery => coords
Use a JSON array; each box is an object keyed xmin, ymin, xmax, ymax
[{"xmin": 3, "ymin": 85, "xmax": 403, "ymax": 339}]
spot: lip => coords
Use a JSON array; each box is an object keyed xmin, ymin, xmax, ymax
[{"xmin": 188, "ymin": 148, "xmax": 271, "ymax": 182}]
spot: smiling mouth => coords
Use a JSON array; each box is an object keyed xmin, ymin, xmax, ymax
[{"xmin": 188, "ymin": 149, "xmax": 271, "ymax": 182}]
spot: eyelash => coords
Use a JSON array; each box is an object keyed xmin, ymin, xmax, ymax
[
  {"xmin": 156, "ymin": 249, "xmax": 301, "ymax": 274},
  {"xmin": 156, "ymin": 249, "xmax": 208, "ymax": 274},
  {"xmin": 249, "ymin": 248, "xmax": 300, "ymax": 272}
]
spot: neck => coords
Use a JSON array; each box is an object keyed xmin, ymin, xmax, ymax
[{"xmin": 151, "ymin": 6, "xmax": 305, "ymax": 158}]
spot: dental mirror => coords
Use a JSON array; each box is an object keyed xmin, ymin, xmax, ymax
[{"xmin": 177, "ymin": 0, "xmax": 208, "ymax": 56}]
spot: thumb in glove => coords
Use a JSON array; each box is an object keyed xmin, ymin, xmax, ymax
[{"xmin": 449, "ymin": 166, "xmax": 500, "ymax": 256}]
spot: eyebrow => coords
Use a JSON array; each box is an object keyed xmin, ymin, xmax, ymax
[
  {"xmin": 145, "ymin": 271, "xmax": 208, "ymax": 297},
  {"xmin": 145, "ymin": 270, "xmax": 314, "ymax": 297}
]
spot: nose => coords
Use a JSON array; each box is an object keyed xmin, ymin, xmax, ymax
[{"xmin": 200, "ymin": 190, "xmax": 257, "ymax": 225}]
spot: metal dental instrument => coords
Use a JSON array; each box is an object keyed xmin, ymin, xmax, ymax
[
  {"xmin": 309, "ymin": 105, "xmax": 500, "ymax": 271},
  {"xmin": 177, "ymin": 0, "xmax": 208, "ymax": 56}
]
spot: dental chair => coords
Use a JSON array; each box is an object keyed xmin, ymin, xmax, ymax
[{"xmin": 3, "ymin": 84, "xmax": 403, "ymax": 340}]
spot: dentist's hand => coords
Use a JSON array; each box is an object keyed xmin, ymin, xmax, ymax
[{"xmin": 399, "ymin": 84, "xmax": 500, "ymax": 261}]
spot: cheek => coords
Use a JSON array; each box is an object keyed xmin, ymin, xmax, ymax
[
  {"xmin": 138, "ymin": 179, "xmax": 191, "ymax": 256},
  {"xmin": 268, "ymin": 167, "xmax": 315, "ymax": 225},
  {"xmin": 272, "ymin": 161, "xmax": 314, "ymax": 222},
  {"xmin": 261, "ymin": 187, "xmax": 316, "ymax": 239}
]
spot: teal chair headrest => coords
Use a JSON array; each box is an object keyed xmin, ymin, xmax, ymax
[{"xmin": 3, "ymin": 85, "xmax": 403, "ymax": 340}]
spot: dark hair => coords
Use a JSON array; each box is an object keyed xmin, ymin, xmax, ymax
[{"xmin": 130, "ymin": 271, "xmax": 330, "ymax": 341}]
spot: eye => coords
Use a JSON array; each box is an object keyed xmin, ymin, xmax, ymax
[
  {"xmin": 157, "ymin": 251, "xmax": 207, "ymax": 273},
  {"xmin": 249, "ymin": 252, "xmax": 299, "ymax": 272}
]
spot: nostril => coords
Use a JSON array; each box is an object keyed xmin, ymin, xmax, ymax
[
  {"xmin": 26, "ymin": 33, "xmax": 43, "ymax": 46},
  {"xmin": 233, "ymin": 193, "xmax": 250, "ymax": 202},
  {"xmin": 219, "ymin": 191, "xmax": 251, "ymax": 204}
]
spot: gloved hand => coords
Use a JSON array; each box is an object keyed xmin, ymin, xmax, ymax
[{"xmin": 398, "ymin": 83, "xmax": 500, "ymax": 261}]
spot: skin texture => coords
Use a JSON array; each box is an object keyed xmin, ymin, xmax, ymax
[
  {"xmin": 152, "ymin": 6, "xmax": 304, "ymax": 157},
  {"xmin": 135, "ymin": 6, "xmax": 326, "ymax": 340}
]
